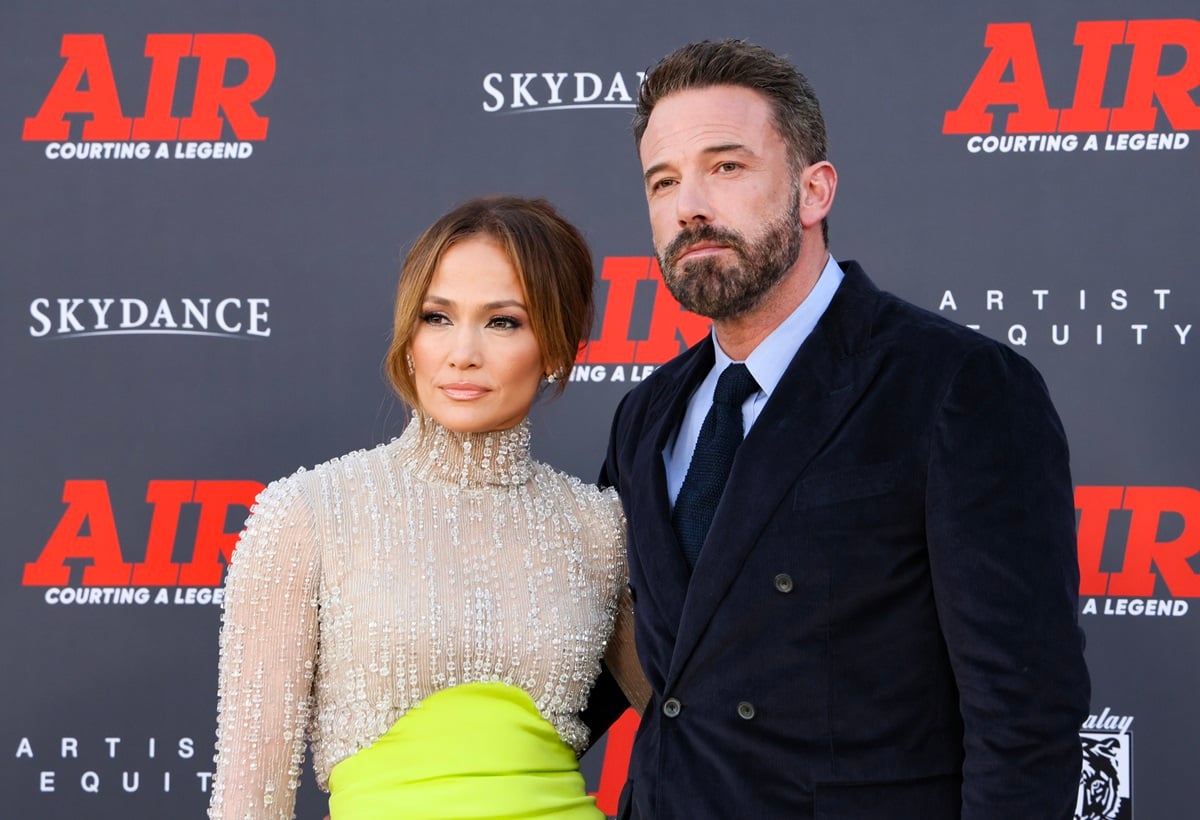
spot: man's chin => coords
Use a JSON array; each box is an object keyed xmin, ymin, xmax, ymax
[
  {"xmin": 673, "ymin": 290, "xmax": 737, "ymax": 322},
  {"xmin": 682, "ymin": 285, "xmax": 777, "ymax": 323},
  {"xmin": 663, "ymin": 278, "xmax": 721, "ymax": 320}
]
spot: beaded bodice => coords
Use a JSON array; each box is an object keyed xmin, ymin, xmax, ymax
[{"xmin": 208, "ymin": 415, "xmax": 628, "ymax": 819}]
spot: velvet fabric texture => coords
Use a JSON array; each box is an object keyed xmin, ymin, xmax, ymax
[{"xmin": 599, "ymin": 261, "xmax": 1090, "ymax": 819}]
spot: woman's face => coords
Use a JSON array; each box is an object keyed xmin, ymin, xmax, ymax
[{"xmin": 410, "ymin": 236, "xmax": 546, "ymax": 433}]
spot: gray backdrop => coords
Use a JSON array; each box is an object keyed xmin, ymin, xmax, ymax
[{"xmin": 3, "ymin": 1, "xmax": 1196, "ymax": 817}]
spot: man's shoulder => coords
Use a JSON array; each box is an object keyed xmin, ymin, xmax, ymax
[
  {"xmin": 615, "ymin": 335, "xmax": 710, "ymax": 412},
  {"xmin": 829, "ymin": 261, "xmax": 1060, "ymax": 403},
  {"xmin": 839, "ymin": 260, "xmax": 1005, "ymax": 359},
  {"xmin": 877, "ymin": 288, "xmax": 987, "ymax": 346}
]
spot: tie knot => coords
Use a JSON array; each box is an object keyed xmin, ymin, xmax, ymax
[{"xmin": 713, "ymin": 363, "xmax": 759, "ymax": 407}]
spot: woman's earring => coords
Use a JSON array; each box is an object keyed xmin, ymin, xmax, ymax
[
  {"xmin": 545, "ymin": 370, "xmax": 558, "ymax": 384},
  {"xmin": 406, "ymin": 353, "xmax": 415, "ymax": 375}
]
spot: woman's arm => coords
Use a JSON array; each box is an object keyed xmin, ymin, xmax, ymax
[
  {"xmin": 604, "ymin": 586, "xmax": 650, "ymax": 715},
  {"xmin": 208, "ymin": 477, "xmax": 322, "ymax": 820}
]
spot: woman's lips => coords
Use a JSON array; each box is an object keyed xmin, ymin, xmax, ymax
[{"xmin": 440, "ymin": 382, "xmax": 490, "ymax": 400}]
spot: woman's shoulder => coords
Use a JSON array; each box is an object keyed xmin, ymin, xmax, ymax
[
  {"xmin": 532, "ymin": 460, "xmax": 606, "ymax": 499},
  {"xmin": 532, "ymin": 462, "xmax": 624, "ymax": 526},
  {"xmin": 316, "ymin": 438, "xmax": 398, "ymax": 474},
  {"xmin": 255, "ymin": 440, "xmax": 396, "ymax": 511}
]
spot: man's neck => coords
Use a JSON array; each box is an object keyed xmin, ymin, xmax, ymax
[{"xmin": 714, "ymin": 249, "xmax": 830, "ymax": 361}]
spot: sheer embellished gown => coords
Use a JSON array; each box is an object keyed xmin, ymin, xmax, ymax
[{"xmin": 208, "ymin": 414, "xmax": 642, "ymax": 819}]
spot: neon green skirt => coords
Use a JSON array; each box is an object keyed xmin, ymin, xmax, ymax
[{"xmin": 327, "ymin": 682, "xmax": 603, "ymax": 819}]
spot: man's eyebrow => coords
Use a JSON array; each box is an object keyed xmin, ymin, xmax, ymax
[
  {"xmin": 643, "ymin": 161, "xmax": 671, "ymax": 184},
  {"xmin": 701, "ymin": 142, "xmax": 752, "ymax": 156},
  {"xmin": 643, "ymin": 143, "xmax": 756, "ymax": 183}
]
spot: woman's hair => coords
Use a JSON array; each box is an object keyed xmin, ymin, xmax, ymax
[{"xmin": 384, "ymin": 195, "xmax": 594, "ymax": 408}]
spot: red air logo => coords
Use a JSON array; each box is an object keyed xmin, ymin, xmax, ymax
[
  {"xmin": 571, "ymin": 257, "xmax": 708, "ymax": 383},
  {"xmin": 1077, "ymin": 486, "xmax": 1199, "ymax": 617},
  {"xmin": 944, "ymin": 20, "xmax": 1199, "ymax": 154},
  {"xmin": 23, "ymin": 34, "xmax": 274, "ymax": 160},
  {"xmin": 23, "ymin": 480, "xmax": 263, "ymax": 603}
]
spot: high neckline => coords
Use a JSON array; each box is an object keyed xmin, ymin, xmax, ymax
[{"xmin": 394, "ymin": 412, "xmax": 533, "ymax": 488}]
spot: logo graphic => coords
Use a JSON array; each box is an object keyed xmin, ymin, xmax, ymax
[
  {"xmin": 601, "ymin": 263, "xmax": 1195, "ymax": 362},
  {"xmin": 482, "ymin": 70, "xmax": 644, "ymax": 113},
  {"xmin": 590, "ymin": 709, "xmax": 638, "ymax": 814},
  {"xmin": 23, "ymin": 34, "xmax": 274, "ymax": 160},
  {"xmin": 1077, "ymin": 708, "xmax": 1134, "ymax": 820},
  {"xmin": 28, "ymin": 297, "xmax": 271, "ymax": 339},
  {"xmin": 23, "ymin": 479, "xmax": 264, "ymax": 605},
  {"xmin": 571, "ymin": 257, "xmax": 708, "ymax": 383},
  {"xmin": 945, "ymin": 19, "xmax": 1199, "ymax": 154},
  {"xmin": 15, "ymin": 734, "xmax": 206, "ymax": 797},
  {"xmin": 1077, "ymin": 486, "xmax": 1197, "ymax": 618},
  {"xmin": 933, "ymin": 286, "xmax": 1193, "ymax": 350}
]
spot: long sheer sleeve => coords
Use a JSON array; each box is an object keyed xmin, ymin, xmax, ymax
[
  {"xmin": 604, "ymin": 586, "xmax": 650, "ymax": 714},
  {"xmin": 209, "ymin": 476, "xmax": 321, "ymax": 820}
]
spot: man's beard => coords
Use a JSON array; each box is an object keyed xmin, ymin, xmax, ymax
[{"xmin": 657, "ymin": 189, "xmax": 802, "ymax": 321}]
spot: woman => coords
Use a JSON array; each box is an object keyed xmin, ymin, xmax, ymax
[{"xmin": 209, "ymin": 196, "xmax": 646, "ymax": 819}]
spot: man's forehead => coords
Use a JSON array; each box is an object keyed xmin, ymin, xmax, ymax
[{"xmin": 640, "ymin": 85, "xmax": 777, "ymax": 165}]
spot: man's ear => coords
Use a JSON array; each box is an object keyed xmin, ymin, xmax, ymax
[{"xmin": 798, "ymin": 161, "xmax": 837, "ymax": 230}]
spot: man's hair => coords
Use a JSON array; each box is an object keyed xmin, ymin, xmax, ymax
[
  {"xmin": 384, "ymin": 196, "xmax": 594, "ymax": 407},
  {"xmin": 633, "ymin": 39, "xmax": 830, "ymax": 244}
]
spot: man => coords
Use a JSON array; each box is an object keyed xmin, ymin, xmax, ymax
[{"xmin": 598, "ymin": 40, "xmax": 1090, "ymax": 818}]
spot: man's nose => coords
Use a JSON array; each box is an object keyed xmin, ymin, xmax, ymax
[{"xmin": 675, "ymin": 178, "xmax": 714, "ymax": 227}]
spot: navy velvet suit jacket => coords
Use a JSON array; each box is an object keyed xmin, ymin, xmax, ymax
[{"xmin": 598, "ymin": 261, "xmax": 1090, "ymax": 819}]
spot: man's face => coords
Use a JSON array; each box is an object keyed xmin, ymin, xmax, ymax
[{"xmin": 639, "ymin": 85, "xmax": 802, "ymax": 321}]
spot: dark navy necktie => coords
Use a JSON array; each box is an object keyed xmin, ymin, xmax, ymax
[{"xmin": 673, "ymin": 363, "xmax": 760, "ymax": 569}]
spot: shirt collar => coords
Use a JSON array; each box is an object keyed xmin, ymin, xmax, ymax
[{"xmin": 710, "ymin": 254, "xmax": 844, "ymax": 397}]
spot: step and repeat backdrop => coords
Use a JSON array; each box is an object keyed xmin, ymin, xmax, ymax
[{"xmin": 3, "ymin": 1, "xmax": 1196, "ymax": 817}]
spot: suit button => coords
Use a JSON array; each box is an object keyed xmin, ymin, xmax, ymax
[
  {"xmin": 662, "ymin": 697, "xmax": 681, "ymax": 718},
  {"xmin": 774, "ymin": 573, "xmax": 794, "ymax": 593},
  {"xmin": 737, "ymin": 701, "xmax": 756, "ymax": 720}
]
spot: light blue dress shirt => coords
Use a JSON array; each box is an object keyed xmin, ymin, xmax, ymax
[{"xmin": 664, "ymin": 255, "xmax": 845, "ymax": 505}]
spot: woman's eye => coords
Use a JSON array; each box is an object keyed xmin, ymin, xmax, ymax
[
  {"xmin": 488, "ymin": 315, "xmax": 522, "ymax": 330},
  {"xmin": 420, "ymin": 311, "xmax": 450, "ymax": 325}
]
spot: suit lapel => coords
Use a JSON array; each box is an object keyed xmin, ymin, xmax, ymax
[
  {"xmin": 627, "ymin": 338, "xmax": 716, "ymax": 650},
  {"xmin": 667, "ymin": 263, "xmax": 884, "ymax": 685}
]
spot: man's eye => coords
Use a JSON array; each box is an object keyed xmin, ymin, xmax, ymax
[
  {"xmin": 651, "ymin": 178, "xmax": 676, "ymax": 192},
  {"xmin": 718, "ymin": 162, "xmax": 740, "ymax": 172}
]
